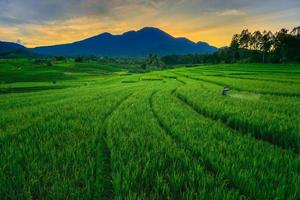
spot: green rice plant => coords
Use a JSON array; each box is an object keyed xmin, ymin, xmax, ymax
[
  {"xmin": 106, "ymin": 86, "xmax": 242, "ymax": 199},
  {"xmin": 175, "ymin": 71, "xmax": 300, "ymax": 97},
  {"xmin": 1, "ymin": 59, "xmax": 300, "ymax": 199},
  {"xmin": 173, "ymin": 78, "xmax": 300, "ymax": 152},
  {"xmin": 0, "ymin": 85, "xmax": 135, "ymax": 199},
  {"xmin": 152, "ymin": 90, "xmax": 300, "ymax": 200}
]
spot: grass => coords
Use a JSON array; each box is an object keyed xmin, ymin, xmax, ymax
[{"xmin": 1, "ymin": 59, "xmax": 300, "ymax": 199}]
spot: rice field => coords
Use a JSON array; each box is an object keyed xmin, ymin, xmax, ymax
[{"xmin": 1, "ymin": 61, "xmax": 300, "ymax": 199}]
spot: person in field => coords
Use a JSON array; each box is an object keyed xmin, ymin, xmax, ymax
[{"xmin": 221, "ymin": 86, "xmax": 230, "ymax": 96}]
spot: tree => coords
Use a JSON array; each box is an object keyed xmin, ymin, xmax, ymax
[
  {"xmin": 274, "ymin": 28, "xmax": 289, "ymax": 62},
  {"xmin": 239, "ymin": 29, "xmax": 251, "ymax": 49},
  {"xmin": 230, "ymin": 34, "xmax": 240, "ymax": 63},
  {"xmin": 162, "ymin": 26, "xmax": 300, "ymax": 65},
  {"xmin": 252, "ymin": 31, "xmax": 263, "ymax": 50},
  {"xmin": 145, "ymin": 54, "xmax": 165, "ymax": 68},
  {"xmin": 290, "ymin": 27, "xmax": 300, "ymax": 61},
  {"xmin": 260, "ymin": 31, "xmax": 274, "ymax": 63}
]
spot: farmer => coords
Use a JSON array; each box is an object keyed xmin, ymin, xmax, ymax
[{"xmin": 221, "ymin": 86, "xmax": 230, "ymax": 96}]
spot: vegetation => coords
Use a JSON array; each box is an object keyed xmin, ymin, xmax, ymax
[
  {"xmin": 230, "ymin": 26, "xmax": 300, "ymax": 63},
  {"xmin": 0, "ymin": 58, "xmax": 299, "ymax": 199},
  {"xmin": 161, "ymin": 26, "xmax": 300, "ymax": 65}
]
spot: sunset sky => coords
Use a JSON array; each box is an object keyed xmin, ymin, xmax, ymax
[{"xmin": 0, "ymin": 0, "xmax": 299, "ymax": 48}]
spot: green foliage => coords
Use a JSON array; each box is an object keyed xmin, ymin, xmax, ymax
[
  {"xmin": 231, "ymin": 27, "xmax": 300, "ymax": 63},
  {"xmin": 161, "ymin": 27, "xmax": 300, "ymax": 66}
]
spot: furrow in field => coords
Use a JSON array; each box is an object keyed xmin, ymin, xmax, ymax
[
  {"xmin": 0, "ymin": 88, "xmax": 133, "ymax": 199},
  {"xmin": 149, "ymin": 90, "xmax": 248, "ymax": 198},
  {"xmin": 216, "ymin": 74, "xmax": 300, "ymax": 84},
  {"xmin": 160, "ymin": 73, "xmax": 187, "ymax": 85},
  {"xmin": 0, "ymin": 85, "xmax": 69, "ymax": 94},
  {"xmin": 0, "ymin": 90, "xmax": 83, "ymax": 111},
  {"xmin": 150, "ymin": 91, "xmax": 214, "ymax": 174},
  {"xmin": 0, "ymin": 90, "xmax": 128, "ymax": 148},
  {"xmin": 0, "ymin": 92, "xmax": 103, "ymax": 138},
  {"xmin": 174, "ymin": 72, "xmax": 300, "ymax": 97},
  {"xmin": 92, "ymin": 93, "xmax": 132, "ymax": 200},
  {"xmin": 175, "ymin": 78, "xmax": 186, "ymax": 85},
  {"xmin": 0, "ymin": 84, "xmax": 139, "ymax": 137},
  {"xmin": 106, "ymin": 89, "xmax": 243, "ymax": 199},
  {"xmin": 152, "ymin": 91, "xmax": 300, "ymax": 199},
  {"xmin": 174, "ymin": 91, "xmax": 299, "ymax": 154},
  {"xmin": 190, "ymin": 67, "xmax": 300, "ymax": 75},
  {"xmin": 0, "ymin": 81, "xmax": 126, "ymax": 111}
]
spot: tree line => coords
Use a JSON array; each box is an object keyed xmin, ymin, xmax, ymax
[
  {"xmin": 160, "ymin": 26, "xmax": 300, "ymax": 66},
  {"xmin": 231, "ymin": 26, "xmax": 300, "ymax": 63}
]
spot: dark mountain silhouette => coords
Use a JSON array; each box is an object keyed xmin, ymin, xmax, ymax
[
  {"xmin": 0, "ymin": 41, "xmax": 36, "ymax": 58},
  {"xmin": 0, "ymin": 41, "xmax": 26, "ymax": 53},
  {"xmin": 31, "ymin": 27, "xmax": 217, "ymax": 57}
]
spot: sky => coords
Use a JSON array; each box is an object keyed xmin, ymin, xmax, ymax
[{"xmin": 0, "ymin": 0, "xmax": 299, "ymax": 48}]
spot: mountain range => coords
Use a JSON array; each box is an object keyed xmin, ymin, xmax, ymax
[{"xmin": 1, "ymin": 27, "xmax": 217, "ymax": 57}]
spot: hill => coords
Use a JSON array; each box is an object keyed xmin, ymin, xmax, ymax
[
  {"xmin": 0, "ymin": 41, "xmax": 26, "ymax": 53},
  {"xmin": 0, "ymin": 41, "xmax": 37, "ymax": 58},
  {"xmin": 31, "ymin": 27, "xmax": 217, "ymax": 57}
]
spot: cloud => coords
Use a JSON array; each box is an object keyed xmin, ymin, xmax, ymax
[
  {"xmin": 1, "ymin": 0, "xmax": 299, "ymax": 25},
  {"xmin": 0, "ymin": 0, "xmax": 172, "ymax": 25},
  {"xmin": 0, "ymin": 0, "xmax": 299, "ymax": 47},
  {"xmin": 218, "ymin": 9, "xmax": 246, "ymax": 16}
]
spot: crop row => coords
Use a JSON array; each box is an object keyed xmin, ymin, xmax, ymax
[
  {"xmin": 106, "ymin": 86, "xmax": 243, "ymax": 199},
  {"xmin": 1, "ymin": 88, "xmax": 105, "ymax": 137},
  {"xmin": 0, "ymin": 81, "xmax": 140, "ymax": 137},
  {"xmin": 174, "ymin": 71, "xmax": 300, "ymax": 97},
  {"xmin": 152, "ymin": 90, "xmax": 300, "ymax": 199},
  {"xmin": 0, "ymin": 85, "xmax": 133, "ymax": 199},
  {"xmin": 215, "ymin": 74, "xmax": 300, "ymax": 84},
  {"xmin": 0, "ymin": 75, "xmax": 124, "ymax": 109},
  {"xmin": 172, "ymin": 78, "xmax": 300, "ymax": 153}
]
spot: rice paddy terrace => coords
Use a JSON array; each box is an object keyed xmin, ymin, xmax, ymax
[{"xmin": 1, "ymin": 60, "xmax": 300, "ymax": 199}]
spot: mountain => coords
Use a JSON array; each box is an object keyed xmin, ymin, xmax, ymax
[
  {"xmin": 0, "ymin": 41, "xmax": 39, "ymax": 58},
  {"xmin": 32, "ymin": 27, "xmax": 217, "ymax": 57},
  {"xmin": 0, "ymin": 41, "xmax": 26, "ymax": 53},
  {"xmin": 0, "ymin": 41, "xmax": 36, "ymax": 58}
]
